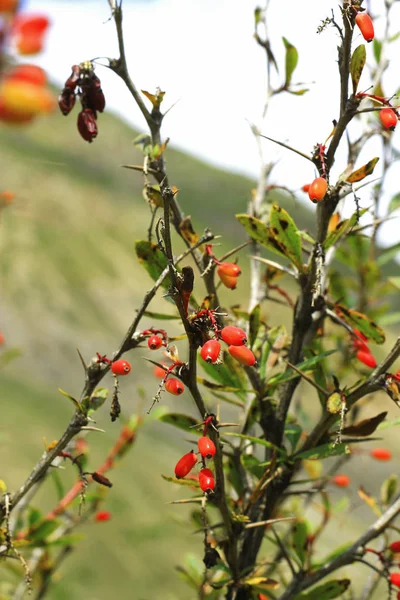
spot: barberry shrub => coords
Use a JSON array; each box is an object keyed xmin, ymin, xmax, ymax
[{"xmin": 2, "ymin": 1, "xmax": 400, "ymax": 599}]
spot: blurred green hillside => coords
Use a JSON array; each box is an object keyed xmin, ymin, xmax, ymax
[{"xmin": 1, "ymin": 106, "xmax": 399, "ymax": 600}]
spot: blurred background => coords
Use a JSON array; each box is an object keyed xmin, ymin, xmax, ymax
[{"xmin": 1, "ymin": 0, "xmax": 400, "ymax": 598}]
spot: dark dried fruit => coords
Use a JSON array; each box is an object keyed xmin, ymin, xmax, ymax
[{"xmin": 77, "ymin": 108, "xmax": 98, "ymax": 143}]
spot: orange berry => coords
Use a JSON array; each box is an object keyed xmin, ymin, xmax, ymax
[
  {"xmin": 217, "ymin": 262, "xmax": 241, "ymax": 277},
  {"xmin": 6, "ymin": 64, "xmax": 47, "ymax": 87},
  {"xmin": 301, "ymin": 184, "xmax": 310, "ymax": 192},
  {"xmin": 380, "ymin": 107, "xmax": 397, "ymax": 131},
  {"xmin": 332, "ymin": 474, "xmax": 350, "ymax": 488},
  {"xmin": 308, "ymin": 177, "xmax": 328, "ymax": 202},
  {"xmin": 228, "ymin": 345, "xmax": 256, "ymax": 366},
  {"xmin": 355, "ymin": 12, "xmax": 374, "ymax": 43},
  {"xmin": 370, "ymin": 448, "xmax": 392, "ymax": 461},
  {"xmin": 217, "ymin": 269, "xmax": 238, "ymax": 289},
  {"xmin": 16, "ymin": 34, "xmax": 45, "ymax": 55},
  {"xmin": 0, "ymin": 191, "xmax": 14, "ymax": 205}
]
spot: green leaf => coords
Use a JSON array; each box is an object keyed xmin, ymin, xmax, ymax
[
  {"xmin": 294, "ymin": 578, "xmax": 351, "ymax": 599},
  {"xmin": 312, "ymin": 544, "xmax": 352, "ymax": 569},
  {"xmin": 324, "ymin": 208, "xmax": 368, "ymax": 250},
  {"xmin": 266, "ymin": 350, "xmax": 337, "ymax": 388},
  {"xmin": 378, "ymin": 416, "xmax": 400, "ymax": 430},
  {"xmin": 377, "ymin": 242, "xmax": 400, "ymax": 267},
  {"xmin": 87, "ymin": 387, "xmax": 108, "ymax": 412},
  {"xmin": 333, "ymin": 305, "xmax": 385, "ymax": 344},
  {"xmin": 58, "ymin": 388, "xmax": 83, "ymax": 412},
  {"xmin": 292, "ymin": 519, "xmax": 308, "ymax": 566},
  {"xmin": 288, "ymin": 88, "xmax": 309, "ymax": 95},
  {"xmin": 282, "ymin": 37, "xmax": 298, "ymax": 87},
  {"xmin": 389, "ymin": 192, "xmax": 400, "ymax": 213},
  {"xmin": 381, "ymin": 475, "xmax": 397, "ymax": 505},
  {"xmin": 285, "ymin": 423, "xmax": 303, "ymax": 453},
  {"xmin": 201, "ymin": 350, "xmax": 247, "ymax": 398},
  {"xmin": 373, "ymin": 38, "xmax": 382, "ymax": 63},
  {"xmin": 295, "ymin": 442, "xmax": 350, "ymax": 461},
  {"xmin": 236, "ymin": 214, "xmax": 300, "ymax": 268},
  {"xmin": 269, "ymin": 204, "xmax": 303, "ymax": 270},
  {"xmin": 0, "ymin": 347, "xmax": 22, "ymax": 369},
  {"xmin": 27, "ymin": 508, "xmax": 42, "ymax": 529},
  {"xmin": 389, "ymin": 277, "xmax": 400, "ymax": 290},
  {"xmin": 158, "ymin": 412, "xmax": 199, "ymax": 434},
  {"xmin": 345, "ymin": 157, "xmax": 379, "ymax": 183},
  {"xmin": 241, "ymin": 455, "xmax": 265, "ymax": 479},
  {"xmin": 135, "ymin": 240, "xmax": 171, "ymax": 291},
  {"xmin": 350, "ymin": 44, "xmax": 366, "ymax": 93},
  {"xmin": 28, "ymin": 519, "xmax": 60, "ymax": 543},
  {"xmin": 143, "ymin": 310, "xmax": 180, "ymax": 320},
  {"xmin": 44, "ymin": 534, "xmax": 84, "ymax": 547},
  {"xmin": 132, "ymin": 133, "xmax": 152, "ymax": 155},
  {"xmin": 161, "ymin": 474, "xmax": 200, "ymax": 488},
  {"xmin": 51, "ymin": 470, "xmax": 65, "ymax": 502},
  {"xmin": 222, "ymin": 432, "xmax": 286, "ymax": 456},
  {"xmin": 259, "ymin": 325, "xmax": 287, "ymax": 380},
  {"xmin": 249, "ymin": 303, "xmax": 261, "ymax": 349}
]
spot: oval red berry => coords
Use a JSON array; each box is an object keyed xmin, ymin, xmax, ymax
[
  {"xmin": 165, "ymin": 378, "xmax": 185, "ymax": 395},
  {"xmin": 370, "ymin": 448, "xmax": 392, "ymax": 461},
  {"xmin": 221, "ymin": 326, "xmax": 247, "ymax": 346},
  {"xmin": 228, "ymin": 345, "xmax": 256, "ymax": 367},
  {"xmin": 217, "ymin": 262, "xmax": 241, "ymax": 277},
  {"xmin": 308, "ymin": 177, "xmax": 328, "ymax": 202},
  {"xmin": 355, "ymin": 12, "xmax": 374, "ymax": 42},
  {"xmin": 111, "ymin": 359, "xmax": 131, "ymax": 376},
  {"xmin": 356, "ymin": 349, "xmax": 377, "ymax": 368},
  {"xmin": 199, "ymin": 467, "xmax": 215, "ymax": 492},
  {"xmin": 198, "ymin": 436, "xmax": 216, "ymax": 458},
  {"xmin": 390, "ymin": 541, "xmax": 400, "ymax": 553},
  {"xmin": 331, "ymin": 474, "xmax": 350, "ymax": 488},
  {"xmin": 390, "ymin": 572, "xmax": 400, "ymax": 588},
  {"xmin": 200, "ymin": 340, "xmax": 221, "ymax": 363},
  {"xmin": 95, "ymin": 510, "xmax": 111, "ymax": 522},
  {"xmin": 148, "ymin": 334, "xmax": 163, "ymax": 350},
  {"xmin": 174, "ymin": 450, "xmax": 197, "ymax": 479},
  {"xmin": 380, "ymin": 107, "xmax": 397, "ymax": 131},
  {"xmin": 217, "ymin": 268, "xmax": 238, "ymax": 289}
]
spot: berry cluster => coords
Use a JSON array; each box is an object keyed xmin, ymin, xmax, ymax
[
  {"xmin": 58, "ymin": 62, "xmax": 105, "ymax": 143},
  {"xmin": 174, "ymin": 416, "xmax": 217, "ymax": 493},
  {"xmin": 198, "ymin": 319, "xmax": 256, "ymax": 367}
]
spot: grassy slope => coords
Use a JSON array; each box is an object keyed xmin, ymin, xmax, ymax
[{"xmin": 0, "ymin": 107, "xmax": 399, "ymax": 599}]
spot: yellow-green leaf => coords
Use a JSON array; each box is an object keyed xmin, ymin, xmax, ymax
[
  {"xmin": 135, "ymin": 240, "xmax": 170, "ymax": 290},
  {"xmin": 269, "ymin": 204, "xmax": 303, "ymax": 270},
  {"xmin": 324, "ymin": 208, "xmax": 368, "ymax": 249},
  {"xmin": 294, "ymin": 578, "xmax": 351, "ymax": 599},
  {"xmin": 249, "ymin": 303, "xmax": 261, "ymax": 349},
  {"xmin": 345, "ymin": 157, "xmax": 379, "ymax": 183},
  {"xmin": 292, "ymin": 519, "xmax": 308, "ymax": 566},
  {"xmin": 334, "ymin": 304, "xmax": 385, "ymax": 344},
  {"xmin": 283, "ymin": 37, "xmax": 298, "ymax": 87},
  {"xmin": 161, "ymin": 474, "xmax": 200, "ymax": 488},
  {"xmin": 350, "ymin": 44, "xmax": 366, "ymax": 93},
  {"xmin": 58, "ymin": 388, "xmax": 83, "ymax": 412}
]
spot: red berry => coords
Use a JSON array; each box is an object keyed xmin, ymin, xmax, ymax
[
  {"xmin": 165, "ymin": 378, "xmax": 185, "ymax": 395},
  {"xmin": 391, "ymin": 573, "xmax": 400, "ymax": 588},
  {"xmin": 308, "ymin": 177, "xmax": 328, "ymax": 202},
  {"xmin": 198, "ymin": 436, "xmax": 216, "ymax": 459},
  {"xmin": 174, "ymin": 450, "xmax": 197, "ymax": 479},
  {"xmin": 153, "ymin": 363, "xmax": 168, "ymax": 378},
  {"xmin": 221, "ymin": 326, "xmax": 247, "ymax": 346},
  {"xmin": 356, "ymin": 349, "xmax": 377, "ymax": 368},
  {"xmin": 199, "ymin": 467, "xmax": 215, "ymax": 492},
  {"xmin": 95, "ymin": 510, "xmax": 111, "ymax": 522},
  {"xmin": 370, "ymin": 448, "xmax": 392, "ymax": 461},
  {"xmin": 200, "ymin": 340, "xmax": 221, "ymax": 363},
  {"xmin": 217, "ymin": 269, "xmax": 238, "ymax": 289},
  {"xmin": 355, "ymin": 12, "xmax": 374, "ymax": 43},
  {"xmin": 7, "ymin": 65, "xmax": 47, "ymax": 87},
  {"xmin": 217, "ymin": 262, "xmax": 241, "ymax": 277},
  {"xmin": 397, "ymin": 592, "xmax": 400, "ymax": 600},
  {"xmin": 380, "ymin": 107, "xmax": 397, "ymax": 131},
  {"xmin": 352, "ymin": 328, "xmax": 369, "ymax": 352},
  {"xmin": 332, "ymin": 474, "xmax": 350, "ymax": 488},
  {"xmin": 228, "ymin": 345, "xmax": 256, "ymax": 367},
  {"xmin": 302, "ymin": 184, "xmax": 310, "ymax": 192},
  {"xmin": 111, "ymin": 359, "xmax": 131, "ymax": 376},
  {"xmin": 0, "ymin": 333, "xmax": 4, "ymax": 345},
  {"xmin": 148, "ymin": 334, "xmax": 163, "ymax": 350},
  {"xmin": 391, "ymin": 542, "xmax": 400, "ymax": 553}
]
